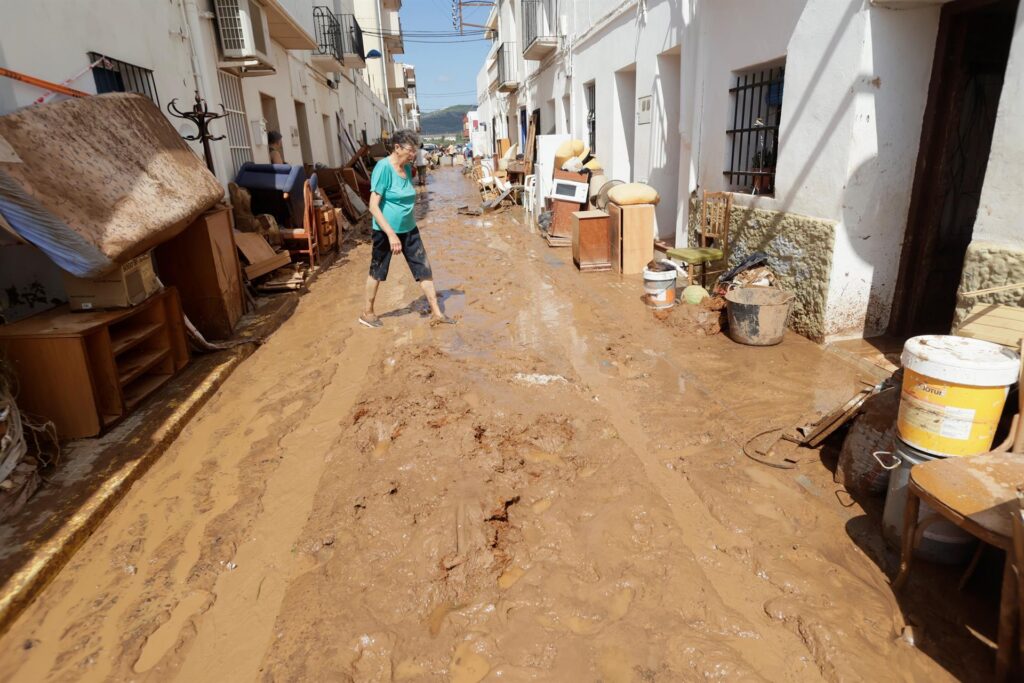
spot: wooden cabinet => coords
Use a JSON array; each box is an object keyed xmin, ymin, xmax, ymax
[
  {"xmin": 155, "ymin": 206, "xmax": 245, "ymax": 340},
  {"xmin": 572, "ymin": 210, "xmax": 612, "ymax": 272},
  {"xmin": 609, "ymin": 202, "xmax": 655, "ymax": 274},
  {"xmin": 0, "ymin": 288, "xmax": 189, "ymax": 439}
]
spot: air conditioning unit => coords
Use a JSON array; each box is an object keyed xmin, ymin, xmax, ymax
[{"xmin": 215, "ymin": 0, "xmax": 275, "ymax": 75}]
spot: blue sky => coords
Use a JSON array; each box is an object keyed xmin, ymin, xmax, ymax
[{"xmin": 399, "ymin": 1, "xmax": 491, "ymax": 113}]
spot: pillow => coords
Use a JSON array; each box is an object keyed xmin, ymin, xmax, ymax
[
  {"xmin": 583, "ymin": 157, "xmax": 604, "ymax": 172},
  {"xmin": 608, "ymin": 182, "xmax": 660, "ymax": 206}
]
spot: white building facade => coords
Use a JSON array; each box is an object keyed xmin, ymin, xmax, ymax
[
  {"xmin": 0, "ymin": 0, "xmax": 409, "ymax": 185},
  {"xmin": 476, "ymin": 0, "xmax": 1024, "ymax": 342}
]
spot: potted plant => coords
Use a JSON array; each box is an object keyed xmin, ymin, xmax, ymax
[{"xmin": 751, "ymin": 148, "xmax": 776, "ymax": 194}]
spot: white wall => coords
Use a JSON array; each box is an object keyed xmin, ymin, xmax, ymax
[{"xmin": 972, "ymin": 7, "xmax": 1024, "ymax": 247}]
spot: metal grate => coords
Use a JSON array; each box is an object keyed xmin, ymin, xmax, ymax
[
  {"xmin": 339, "ymin": 14, "xmax": 365, "ymax": 59},
  {"xmin": 496, "ymin": 43, "xmax": 517, "ymax": 87},
  {"xmin": 217, "ymin": 70, "xmax": 253, "ymax": 179},
  {"xmin": 88, "ymin": 52, "xmax": 159, "ymax": 106},
  {"xmin": 584, "ymin": 82, "xmax": 596, "ymax": 153},
  {"xmin": 724, "ymin": 64, "xmax": 785, "ymax": 195},
  {"xmin": 522, "ymin": 0, "xmax": 557, "ymax": 52},
  {"xmin": 215, "ymin": 0, "xmax": 246, "ymax": 52},
  {"xmin": 313, "ymin": 6, "xmax": 342, "ymax": 61}
]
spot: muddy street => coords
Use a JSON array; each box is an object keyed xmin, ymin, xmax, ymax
[{"xmin": 0, "ymin": 169, "xmax": 963, "ymax": 681}]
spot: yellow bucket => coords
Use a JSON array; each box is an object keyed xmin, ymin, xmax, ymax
[{"xmin": 897, "ymin": 336, "xmax": 1020, "ymax": 456}]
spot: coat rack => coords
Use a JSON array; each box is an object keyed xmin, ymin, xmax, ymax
[{"xmin": 167, "ymin": 91, "xmax": 226, "ymax": 174}]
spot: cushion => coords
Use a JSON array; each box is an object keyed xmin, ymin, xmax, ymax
[
  {"xmin": 554, "ymin": 139, "xmax": 590, "ymax": 169},
  {"xmin": 583, "ymin": 157, "xmax": 604, "ymax": 172},
  {"xmin": 608, "ymin": 182, "xmax": 660, "ymax": 206},
  {"xmin": 667, "ymin": 247, "xmax": 724, "ymax": 264}
]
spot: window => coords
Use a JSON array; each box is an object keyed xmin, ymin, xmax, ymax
[
  {"xmin": 217, "ymin": 71, "xmax": 253, "ymax": 179},
  {"xmin": 725, "ymin": 62, "xmax": 784, "ymax": 195},
  {"xmin": 584, "ymin": 81, "xmax": 596, "ymax": 153},
  {"xmin": 88, "ymin": 52, "xmax": 158, "ymax": 106}
]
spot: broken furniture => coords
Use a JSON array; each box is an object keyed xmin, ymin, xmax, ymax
[
  {"xmin": 0, "ymin": 94, "xmax": 223, "ymax": 279},
  {"xmin": 547, "ymin": 169, "xmax": 589, "ymax": 247},
  {"xmin": 154, "ymin": 206, "xmax": 245, "ymax": 340},
  {"xmin": 667, "ymin": 190, "xmax": 734, "ymax": 287},
  {"xmin": 62, "ymin": 251, "xmax": 161, "ymax": 311},
  {"xmin": 279, "ymin": 177, "xmax": 321, "ymax": 270},
  {"xmin": 234, "ymin": 230, "xmax": 291, "ymax": 281},
  {"xmin": 0, "ymin": 288, "xmax": 189, "ymax": 439},
  {"xmin": 234, "ymin": 163, "xmax": 305, "ymax": 231},
  {"xmin": 894, "ymin": 452, "xmax": 1024, "ymax": 681},
  {"xmin": 609, "ymin": 202, "xmax": 655, "ymax": 274},
  {"xmin": 572, "ymin": 210, "xmax": 612, "ymax": 272},
  {"xmin": 229, "ymin": 182, "xmax": 281, "ymax": 246}
]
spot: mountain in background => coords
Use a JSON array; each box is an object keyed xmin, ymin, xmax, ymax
[{"xmin": 420, "ymin": 104, "xmax": 474, "ymax": 135}]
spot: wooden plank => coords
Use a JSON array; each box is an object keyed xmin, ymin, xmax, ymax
[
  {"xmin": 233, "ymin": 230, "xmax": 278, "ymax": 264},
  {"xmin": 956, "ymin": 303, "xmax": 1024, "ymax": 348},
  {"xmin": 615, "ymin": 203, "xmax": 655, "ymax": 275},
  {"xmin": 244, "ymin": 252, "xmax": 291, "ymax": 280}
]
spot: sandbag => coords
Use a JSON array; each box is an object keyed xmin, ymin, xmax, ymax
[{"xmin": 608, "ymin": 183, "xmax": 660, "ymax": 206}]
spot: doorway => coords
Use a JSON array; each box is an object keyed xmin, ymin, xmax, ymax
[
  {"xmin": 260, "ymin": 93, "xmax": 280, "ymax": 160},
  {"xmin": 294, "ymin": 101, "xmax": 313, "ymax": 165},
  {"xmin": 614, "ymin": 65, "xmax": 637, "ymax": 182},
  {"xmin": 890, "ymin": 0, "xmax": 1019, "ymax": 336}
]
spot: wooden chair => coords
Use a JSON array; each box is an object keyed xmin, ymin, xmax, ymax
[
  {"xmin": 894, "ymin": 341, "xmax": 1024, "ymax": 681},
  {"xmin": 666, "ymin": 190, "xmax": 733, "ymax": 287}
]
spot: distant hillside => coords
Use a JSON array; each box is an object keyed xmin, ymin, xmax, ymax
[{"xmin": 420, "ymin": 104, "xmax": 474, "ymax": 135}]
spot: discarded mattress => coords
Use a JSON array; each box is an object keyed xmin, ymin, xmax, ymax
[{"xmin": 0, "ymin": 93, "xmax": 224, "ymax": 277}]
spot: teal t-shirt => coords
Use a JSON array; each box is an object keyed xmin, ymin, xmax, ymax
[{"xmin": 370, "ymin": 161, "xmax": 416, "ymax": 234}]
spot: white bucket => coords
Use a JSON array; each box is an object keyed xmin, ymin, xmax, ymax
[
  {"xmin": 881, "ymin": 437, "xmax": 976, "ymax": 564},
  {"xmin": 643, "ymin": 268, "xmax": 677, "ymax": 309}
]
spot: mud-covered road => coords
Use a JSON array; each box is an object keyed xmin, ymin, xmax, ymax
[{"xmin": 0, "ymin": 169, "xmax": 965, "ymax": 681}]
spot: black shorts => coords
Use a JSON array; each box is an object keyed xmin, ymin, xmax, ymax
[{"xmin": 369, "ymin": 228, "xmax": 433, "ymax": 282}]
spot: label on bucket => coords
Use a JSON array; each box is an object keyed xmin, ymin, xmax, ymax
[
  {"xmin": 899, "ymin": 394, "xmax": 974, "ymax": 441},
  {"xmin": 938, "ymin": 406, "xmax": 975, "ymax": 440}
]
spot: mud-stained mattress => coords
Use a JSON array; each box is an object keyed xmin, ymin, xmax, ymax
[{"xmin": 0, "ymin": 93, "xmax": 224, "ymax": 277}]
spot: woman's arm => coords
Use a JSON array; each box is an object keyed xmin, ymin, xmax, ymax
[{"xmin": 369, "ymin": 192, "xmax": 402, "ymax": 254}]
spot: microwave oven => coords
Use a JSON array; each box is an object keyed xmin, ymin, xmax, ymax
[{"xmin": 548, "ymin": 179, "xmax": 589, "ymax": 203}]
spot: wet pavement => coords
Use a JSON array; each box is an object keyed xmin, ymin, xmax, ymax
[{"xmin": 0, "ymin": 169, "xmax": 986, "ymax": 681}]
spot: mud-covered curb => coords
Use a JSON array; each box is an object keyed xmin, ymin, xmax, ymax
[{"xmin": 0, "ymin": 297, "xmax": 298, "ymax": 636}]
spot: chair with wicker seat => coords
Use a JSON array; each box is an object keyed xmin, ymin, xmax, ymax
[{"xmin": 666, "ymin": 190, "xmax": 733, "ymax": 288}]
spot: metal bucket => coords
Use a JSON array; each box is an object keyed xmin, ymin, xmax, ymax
[{"xmin": 725, "ymin": 287, "xmax": 795, "ymax": 346}]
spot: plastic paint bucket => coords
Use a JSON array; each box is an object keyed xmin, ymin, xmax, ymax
[
  {"xmin": 897, "ymin": 335, "xmax": 1020, "ymax": 456},
  {"xmin": 881, "ymin": 437, "xmax": 976, "ymax": 564},
  {"xmin": 643, "ymin": 268, "xmax": 677, "ymax": 309}
]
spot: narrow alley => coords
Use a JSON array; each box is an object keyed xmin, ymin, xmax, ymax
[{"xmin": 0, "ymin": 169, "xmax": 968, "ymax": 681}]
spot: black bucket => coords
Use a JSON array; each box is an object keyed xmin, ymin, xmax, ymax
[{"xmin": 725, "ymin": 286, "xmax": 795, "ymax": 346}]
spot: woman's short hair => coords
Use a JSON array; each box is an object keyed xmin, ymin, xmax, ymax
[
  {"xmin": 392, "ymin": 129, "xmax": 420, "ymax": 149},
  {"xmin": 267, "ymin": 130, "xmax": 282, "ymax": 145}
]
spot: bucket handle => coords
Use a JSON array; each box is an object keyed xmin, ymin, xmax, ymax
[{"xmin": 872, "ymin": 450, "xmax": 901, "ymax": 470}]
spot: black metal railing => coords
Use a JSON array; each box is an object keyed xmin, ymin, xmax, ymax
[
  {"xmin": 313, "ymin": 7, "xmax": 342, "ymax": 61},
  {"xmin": 522, "ymin": 0, "xmax": 557, "ymax": 52},
  {"xmin": 496, "ymin": 43, "xmax": 517, "ymax": 86},
  {"xmin": 339, "ymin": 14, "xmax": 365, "ymax": 59},
  {"xmin": 724, "ymin": 64, "xmax": 785, "ymax": 195}
]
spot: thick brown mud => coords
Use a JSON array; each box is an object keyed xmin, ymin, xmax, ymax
[{"xmin": 0, "ymin": 170, "xmax": 975, "ymax": 681}]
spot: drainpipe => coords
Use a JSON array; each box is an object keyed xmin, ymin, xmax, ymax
[{"xmin": 179, "ymin": 0, "xmax": 209, "ymax": 101}]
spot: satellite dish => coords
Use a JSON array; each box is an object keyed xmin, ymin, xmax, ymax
[{"xmin": 593, "ymin": 180, "xmax": 624, "ymax": 210}]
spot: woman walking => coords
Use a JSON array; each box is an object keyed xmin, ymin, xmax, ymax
[{"xmin": 360, "ymin": 130, "xmax": 456, "ymax": 328}]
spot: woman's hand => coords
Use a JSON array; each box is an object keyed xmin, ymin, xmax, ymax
[{"xmin": 389, "ymin": 234, "xmax": 402, "ymax": 254}]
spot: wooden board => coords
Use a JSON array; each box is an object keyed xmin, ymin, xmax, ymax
[
  {"xmin": 609, "ymin": 203, "xmax": 655, "ymax": 275},
  {"xmin": 523, "ymin": 119, "xmax": 536, "ymax": 175},
  {"xmin": 572, "ymin": 210, "xmax": 612, "ymax": 271},
  {"xmin": 956, "ymin": 303, "xmax": 1024, "ymax": 348},
  {"xmin": 233, "ymin": 230, "xmax": 278, "ymax": 264}
]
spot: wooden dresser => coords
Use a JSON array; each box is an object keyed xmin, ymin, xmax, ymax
[
  {"xmin": 572, "ymin": 210, "xmax": 612, "ymax": 272},
  {"xmin": 0, "ymin": 288, "xmax": 189, "ymax": 439}
]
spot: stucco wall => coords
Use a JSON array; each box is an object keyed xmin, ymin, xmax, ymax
[{"xmin": 689, "ymin": 198, "xmax": 835, "ymax": 342}]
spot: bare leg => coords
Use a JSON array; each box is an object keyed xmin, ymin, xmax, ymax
[
  {"xmin": 364, "ymin": 276, "xmax": 381, "ymax": 318},
  {"xmin": 419, "ymin": 279, "xmax": 444, "ymax": 318}
]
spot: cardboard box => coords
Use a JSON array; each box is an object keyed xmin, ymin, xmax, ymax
[{"xmin": 62, "ymin": 252, "xmax": 161, "ymax": 311}]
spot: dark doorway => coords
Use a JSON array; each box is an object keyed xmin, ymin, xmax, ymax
[
  {"xmin": 890, "ymin": 0, "xmax": 1019, "ymax": 336},
  {"xmin": 530, "ymin": 108, "xmax": 540, "ymax": 166}
]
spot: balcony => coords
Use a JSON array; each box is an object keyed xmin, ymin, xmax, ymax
[
  {"xmin": 522, "ymin": 0, "xmax": 558, "ymax": 60},
  {"xmin": 339, "ymin": 14, "xmax": 366, "ymax": 69},
  {"xmin": 388, "ymin": 62, "xmax": 408, "ymax": 96},
  {"xmin": 383, "ymin": 11, "xmax": 404, "ymax": 55},
  {"xmin": 263, "ymin": 0, "xmax": 317, "ymax": 50},
  {"xmin": 311, "ymin": 7, "xmax": 343, "ymax": 72},
  {"xmin": 404, "ymin": 66, "xmax": 416, "ymax": 87},
  {"xmin": 496, "ymin": 43, "xmax": 518, "ymax": 92}
]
